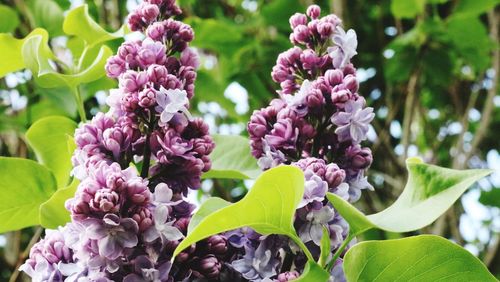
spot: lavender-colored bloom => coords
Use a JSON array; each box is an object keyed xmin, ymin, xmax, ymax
[
  {"xmin": 298, "ymin": 171, "xmax": 328, "ymax": 208},
  {"xmin": 283, "ymin": 79, "xmax": 311, "ymax": 117},
  {"xmin": 330, "ymin": 258, "xmax": 347, "ymax": 282},
  {"xmin": 331, "ymin": 99, "xmax": 374, "ymax": 143},
  {"xmin": 328, "ymin": 26, "xmax": 358, "ymax": 69},
  {"xmin": 347, "ymin": 173, "xmax": 374, "ymax": 202},
  {"xmin": 86, "ymin": 214, "xmax": 139, "ymax": 260},
  {"xmin": 298, "ymin": 206, "xmax": 335, "ymax": 245},
  {"xmin": 123, "ymin": 255, "xmax": 171, "ymax": 282},
  {"xmin": 231, "ymin": 237, "xmax": 281, "ymax": 281},
  {"xmin": 143, "ymin": 204, "xmax": 184, "ymax": 244},
  {"xmin": 225, "ymin": 227, "xmax": 261, "ymax": 249},
  {"xmin": 155, "ymin": 87, "xmax": 192, "ymax": 127},
  {"xmin": 257, "ymin": 139, "xmax": 286, "ymax": 170}
]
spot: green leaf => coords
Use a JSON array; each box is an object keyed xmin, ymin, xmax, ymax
[
  {"xmin": 202, "ymin": 134, "xmax": 261, "ymax": 180},
  {"xmin": 294, "ymin": 261, "xmax": 330, "ymax": 282},
  {"xmin": 39, "ymin": 179, "xmax": 78, "ymax": 229},
  {"xmin": 0, "ymin": 5, "xmax": 20, "ymax": 33},
  {"xmin": 390, "ymin": 0, "xmax": 426, "ymax": 19},
  {"xmin": 0, "ymin": 157, "xmax": 57, "ymax": 232},
  {"xmin": 174, "ymin": 165, "xmax": 308, "ymax": 259},
  {"xmin": 22, "ymin": 31, "xmax": 113, "ymax": 88},
  {"xmin": 187, "ymin": 197, "xmax": 231, "ymax": 233},
  {"xmin": 261, "ymin": 0, "xmax": 304, "ymax": 32},
  {"xmin": 63, "ymin": 5, "xmax": 125, "ymax": 47},
  {"xmin": 479, "ymin": 188, "xmax": 500, "ymax": 208},
  {"xmin": 327, "ymin": 157, "xmax": 492, "ymax": 235},
  {"xmin": 344, "ymin": 235, "xmax": 497, "ymax": 281},
  {"xmin": 0, "ymin": 28, "xmax": 46, "ymax": 78},
  {"xmin": 453, "ymin": 0, "xmax": 499, "ymax": 18},
  {"xmin": 26, "ymin": 0, "xmax": 64, "ymax": 36},
  {"xmin": 26, "ymin": 116, "xmax": 77, "ymax": 187},
  {"xmin": 318, "ymin": 226, "xmax": 331, "ymax": 267}
]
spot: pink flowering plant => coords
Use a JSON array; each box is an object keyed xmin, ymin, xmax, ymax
[{"xmin": 0, "ymin": 1, "xmax": 497, "ymax": 282}]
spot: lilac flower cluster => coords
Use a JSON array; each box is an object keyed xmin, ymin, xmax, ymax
[
  {"xmin": 21, "ymin": 1, "xmax": 224, "ymax": 281},
  {"xmin": 242, "ymin": 4, "xmax": 375, "ymax": 281}
]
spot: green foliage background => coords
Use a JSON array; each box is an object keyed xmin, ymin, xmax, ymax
[{"xmin": 0, "ymin": 0, "xmax": 498, "ymax": 280}]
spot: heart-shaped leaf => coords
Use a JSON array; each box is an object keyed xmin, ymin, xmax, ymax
[
  {"xmin": 22, "ymin": 31, "xmax": 112, "ymax": 89},
  {"xmin": 26, "ymin": 116, "xmax": 77, "ymax": 187},
  {"xmin": 0, "ymin": 157, "xmax": 57, "ymax": 232},
  {"xmin": 0, "ymin": 28, "xmax": 46, "ymax": 78},
  {"xmin": 63, "ymin": 5, "xmax": 125, "ymax": 47},
  {"xmin": 39, "ymin": 179, "xmax": 79, "ymax": 229},
  {"xmin": 174, "ymin": 165, "xmax": 309, "ymax": 259},
  {"xmin": 202, "ymin": 134, "xmax": 261, "ymax": 180},
  {"xmin": 327, "ymin": 157, "xmax": 493, "ymax": 235},
  {"xmin": 188, "ymin": 197, "xmax": 231, "ymax": 234},
  {"xmin": 344, "ymin": 235, "xmax": 497, "ymax": 281}
]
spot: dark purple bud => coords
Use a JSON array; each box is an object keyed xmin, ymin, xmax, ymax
[
  {"xmin": 343, "ymin": 74, "xmax": 359, "ymax": 93},
  {"xmin": 138, "ymin": 87, "xmax": 157, "ymax": 108},
  {"xmin": 192, "ymin": 255, "xmax": 222, "ymax": 279},
  {"xmin": 105, "ymin": 56, "xmax": 126, "ymax": 78},
  {"xmin": 147, "ymin": 64, "xmax": 168, "ymax": 86},
  {"xmin": 142, "ymin": 4, "xmax": 160, "ymax": 22},
  {"xmin": 300, "ymin": 49, "xmax": 319, "ymax": 70},
  {"xmin": 325, "ymin": 163, "xmax": 346, "ymax": 188},
  {"xmin": 206, "ymin": 235, "xmax": 228, "ymax": 255},
  {"xmin": 293, "ymin": 25, "xmax": 310, "ymax": 44},
  {"xmin": 346, "ymin": 145, "xmax": 373, "ymax": 169},
  {"xmin": 146, "ymin": 21, "xmax": 166, "ymax": 40}
]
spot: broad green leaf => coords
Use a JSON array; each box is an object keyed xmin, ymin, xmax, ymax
[
  {"xmin": 22, "ymin": 31, "xmax": 112, "ymax": 88},
  {"xmin": 0, "ymin": 157, "xmax": 57, "ymax": 232},
  {"xmin": 453, "ymin": 0, "xmax": 499, "ymax": 18},
  {"xmin": 39, "ymin": 179, "xmax": 78, "ymax": 229},
  {"xmin": 0, "ymin": 28, "xmax": 46, "ymax": 78},
  {"xmin": 26, "ymin": 116, "xmax": 77, "ymax": 187},
  {"xmin": 63, "ymin": 5, "xmax": 125, "ymax": 47},
  {"xmin": 261, "ymin": 0, "xmax": 304, "ymax": 32},
  {"xmin": 202, "ymin": 134, "xmax": 261, "ymax": 180},
  {"xmin": 390, "ymin": 0, "xmax": 426, "ymax": 19},
  {"xmin": 0, "ymin": 5, "xmax": 19, "ymax": 33},
  {"xmin": 327, "ymin": 157, "xmax": 492, "ymax": 235},
  {"xmin": 294, "ymin": 261, "xmax": 330, "ymax": 282},
  {"xmin": 479, "ymin": 188, "xmax": 500, "ymax": 208},
  {"xmin": 344, "ymin": 235, "xmax": 497, "ymax": 282},
  {"xmin": 26, "ymin": 0, "xmax": 64, "ymax": 36},
  {"xmin": 174, "ymin": 165, "xmax": 306, "ymax": 259},
  {"xmin": 188, "ymin": 17, "xmax": 245, "ymax": 55},
  {"xmin": 188, "ymin": 197, "xmax": 231, "ymax": 233},
  {"xmin": 318, "ymin": 226, "xmax": 330, "ymax": 267}
]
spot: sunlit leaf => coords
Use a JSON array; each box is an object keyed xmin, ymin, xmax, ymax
[
  {"xmin": 318, "ymin": 226, "xmax": 331, "ymax": 268},
  {"xmin": 390, "ymin": 0, "xmax": 426, "ymax": 19},
  {"xmin": 39, "ymin": 179, "xmax": 78, "ymax": 229},
  {"xmin": 26, "ymin": 116, "xmax": 77, "ymax": 187},
  {"xmin": 327, "ymin": 157, "xmax": 492, "ymax": 235},
  {"xmin": 453, "ymin": 0, "xmax": 499, "ymax": 18},
  {"xmin": 22, "ymin": 31, "xmax": 112, "ymax": 88},
  {"xmin": 0, "ymin": 28, "xmax": 46, "ymax": 78},
  {"xmin": 174, "ymin": 165, "xmax": 305, "ymax": 258},
  {"xmin": 187, "ymin": 197, "xmax": 231, "ymax": 233},
  {"xmin": 344, "ymin": 235, "xmax": 497, "ymax": 281},
  {"xmin": 63, "ymin": 5, "xmax": 125, "ymax": 47},
  {"xmin": 202, "ymin": 134, "xmax": 261, "ymax": 180},
  {"xmin": 0, "ymin": 157, "xmax": 57, "ymax": 232}
]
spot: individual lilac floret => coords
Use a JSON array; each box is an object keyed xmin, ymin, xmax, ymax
[
  {"xmin": 86, "ymin": 214, "xmax": 139, "ymax": 260},
  {"xmin": 298, "ymin": 171, "xmax": 328, "ymax": 208},
  {"xmin": 231, "ymin": 236, "xmax": 282, "ymax": 281},
  {"xmin": 328, "ymin": 26, "xmax": 358, "ymax": 69},
  {"xmin": 298, "ymin": 206, "xmax": 335, "ymax": 245},
  {"xmin": 155, "ymin": 87, "xmax": 192, "ymax": 127},
  {"xmin": 331, "ymin": 98, "xmax": 375, "ymax": 143},
  {"xmin": 144, "ymin": 204, "xmax": 184, "ymax": 244}
]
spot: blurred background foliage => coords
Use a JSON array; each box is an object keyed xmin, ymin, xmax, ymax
[{"xmin": 0, "ymin": 0, "xmax": 499, "ymax": 280}]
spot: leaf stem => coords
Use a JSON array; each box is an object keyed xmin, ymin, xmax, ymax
[
  {"xmin": 326, "ymin": 233, "xmax": 354, "ymax": 271},
  {"xmin": 290, "ymin": 235, "xmax": 314, "ymax": 262},
  {"xmin": 72, "ymin": 86, "xmax": 87, "ymax": 122}
]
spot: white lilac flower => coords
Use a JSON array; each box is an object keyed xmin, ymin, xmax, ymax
[
  {"xmin": 143, "ymin": 204, "xmax": 184, "ymax": 244},
  {"xmin": 155, "ymin": 87, "xmax": 192, "ymax": 127},
  {"xmin": 331, "ymin": 99, "xmax": 375, "ymax": 143},
  {"xmin": 327, "ymin": 26, "xmax": 358, "ymax": 69}
]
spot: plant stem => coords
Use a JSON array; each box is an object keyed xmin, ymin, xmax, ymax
[
  {"xmin": 326, "ymin": 233, "xmax": 354, "ymax": 271},
  {"xmin": 141, "ymin": 132, "xmax": 151, "ymax": 179},
  {"xmin": 72, "ymin": 86, "xmax": 87, "ymax": 122},
  {"xmin": 290, "ymin": 235, "xmax": 314, "ymax": 262}
]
